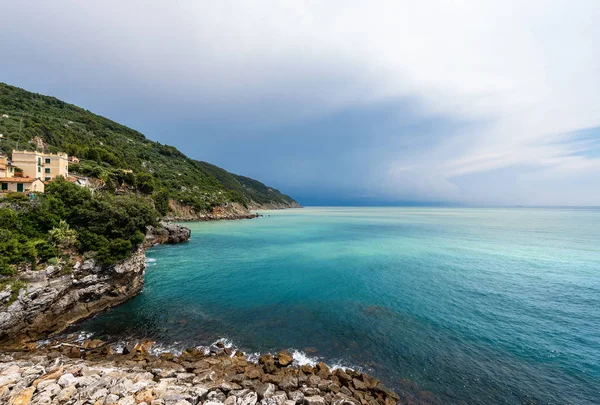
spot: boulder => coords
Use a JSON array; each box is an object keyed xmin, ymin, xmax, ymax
[
  {"xmin": 275, "ymin": 351, "xmax": 293, "ymax": 367},
  {"xmin": 278, "ymin": 375, "xmax": 298, "ymax": 391},
  {"xmin": 256, "ymin": 382, "xmax": 276, "ymax": 399},
  {"xmin": 239, "ymin": 391, "xmax": 258, "ymax": 405},
  {"xmin": 304, "ymin": 396, "xmax": 326, "ymax": 405}
]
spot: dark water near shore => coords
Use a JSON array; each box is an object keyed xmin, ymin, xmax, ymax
[{"xmin": 73, "ymin": 207, "xmax": 600, "ymax": 404}]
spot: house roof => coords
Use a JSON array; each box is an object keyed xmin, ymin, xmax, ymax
[{"xmin": 0, "ymin": 177, "xmax": 41, "ymax": 183}]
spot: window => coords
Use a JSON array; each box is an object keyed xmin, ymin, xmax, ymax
[
  {"xmin": 38, "ymin": 157, "xmax": 41, "ymax": 165},
  {"xmin": 38, "ymin": 167, "xmax": 41, "ymax": 172},
  {"xmin": 45, "ymin": 158, "xmax": 51, "ymax": 164},
  {"xmin": 17, "ymin": 183, "xmax": 23, "ymax": 192},
  {"xmin": 1, "ymin": 183, "xmax": 7, "ymax": 191},
  {"xmin": 45, "ymin": 168, "xmax": 51, "ymax": 173},
  {"xmin": 44, "ymin": 177, "xmax": 51, "ymax": 181}
]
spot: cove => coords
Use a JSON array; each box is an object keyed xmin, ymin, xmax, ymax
[{"xmin": 72, "ymin": 207, "xmax": 600, "ymax": 404}]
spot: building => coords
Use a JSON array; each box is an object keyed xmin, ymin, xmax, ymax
[
  {"xmin": 66, "ymin": 174, "xmax": 89, "ymax": 188},
  {"xmin": 68, "ymin": 156, "xmax": 80, "ymax": 164},
  {"xmin": 0, "ymin": 177, "xmax": 45, "ymax": 193},
  {"xmin": 11, "ymin": 150, "xmax": 68, "ymax": 181},
  {"xmin": 0, "ymin": 154, "xmax": 14, "ymax": 178}
]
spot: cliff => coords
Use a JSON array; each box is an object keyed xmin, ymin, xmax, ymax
[
  {"xmin": 165, "ymin": 201, "xmax": 260, "ymax": 222},
  {"xmin": 0, "ymin": 224, "xmax": 190, "ymax": 345}
]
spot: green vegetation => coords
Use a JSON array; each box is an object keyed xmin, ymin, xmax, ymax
[
  {"xmin": 0, "ymin": 279, "xmax": 27, "ymax": 307},
  {"xmin": 0, "ymin": 82, "xmax": 299, "ymax": 211},
  {"xmin": 0, "ymin": 179, "xmax": 157, "ymax": 273}
]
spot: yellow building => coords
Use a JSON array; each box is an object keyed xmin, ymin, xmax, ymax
[
  {"xmin": 0, "ymin": 177, "xmax": 45, "ymax": 193},
  {"xmin": 11, "ymin": 150, "xmax": 68, "ymax": 181},
  {"xmin": 0, "ymin": 155, "xmax": 14, "ymax": 178}
]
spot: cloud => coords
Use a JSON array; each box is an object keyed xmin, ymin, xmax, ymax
[{"xmin": 2, "ymin": 0, "xmax": 600, "ymax": 204}]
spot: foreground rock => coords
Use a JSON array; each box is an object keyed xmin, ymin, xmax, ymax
[
  {"xmin": 0, "ymin": 342, "xmax": 401, "ymax": 405},
  {"xmin": 146, "ymin": 222, "xmax": 192, "ymax": 245},
  {"xmin": 0, "ymin": 225, "xmax": 191, "ymax": 345}
]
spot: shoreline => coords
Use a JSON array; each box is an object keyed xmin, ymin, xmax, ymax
[{"xmin": 0, "ymin": 336, "xmax": 401, "ymax": 405}]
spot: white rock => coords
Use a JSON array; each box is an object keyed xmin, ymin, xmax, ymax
[
  {"xmin": 41, "ymin": 382, "xmax": 61, "ymax": 396},
  {"xmin": 304, "ymin": 396, "xmax": 326, "ymax": 405},
  {"xmin": 58, "ymin": 373, "xmax": 76, "ymax": 387},
  {"xmin": 239, "ymin": 391, "xmax": 258, "ymax": 405},
  {"xmin": 117, "ymin": 395, "xmax": 136, "ymax": 405}
]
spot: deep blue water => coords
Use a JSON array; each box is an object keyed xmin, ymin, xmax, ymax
[{"xmin": 74, "ymin": 207, "xmax": 600, "ymax": 404}]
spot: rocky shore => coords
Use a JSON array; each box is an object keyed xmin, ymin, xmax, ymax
[
  {"xmin": 164, "ymin": 202, "xmax": 259, "ymax": 222},
  {"xmin": 0, "ymin": 339, "xmax": 400, "ymax": 405},
  {"xmin": 0, "ymin": 223, "xmax": 191, "ymax": 345}
]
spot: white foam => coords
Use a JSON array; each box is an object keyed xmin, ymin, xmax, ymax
[{"xmin": 291, "ymin": 350, "xmax": 319, "ymax": 367}]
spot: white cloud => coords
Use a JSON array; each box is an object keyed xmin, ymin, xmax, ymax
[{"xmin": 3, "ymin": 0, "xmax": 600, "ymax": 204}]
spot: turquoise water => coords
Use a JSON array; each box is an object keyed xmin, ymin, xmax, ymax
[{"xmin": 75, "ymin": 207, "xmax": 600, "ymax": 404}]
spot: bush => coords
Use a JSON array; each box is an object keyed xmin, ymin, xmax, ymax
[{"xmin": 0, "ymin": 177, "xmax": 158, "ymax": 268}]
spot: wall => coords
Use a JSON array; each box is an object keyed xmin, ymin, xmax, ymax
[{"xmin": 11, "ymin": 151, "xmax": 68, "ymax": 180}]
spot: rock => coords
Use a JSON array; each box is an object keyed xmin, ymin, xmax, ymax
[
  {"xmin": 105, "ymin": 394, "xmax": 120, "ymax": 404},
  {"xmin": 230, "ymin": 389, "xmax": 251, "ymax": 398},
  {"xmin": 205, "ymin": 401, "xmax": 224, "ymax": 405},
  {"xmin": 306, "ymin": 375, "xmax": 320, "ymax": 388},
  {"xmin": 245, "ymin": 367, "xmax": 262, "ymax": 380},
  {"xmin": 136, "ymin": 388, "xmax": 155, "ymax": 403},
  {"xmin": 288, "ymin": 391, "xmax": 304, "ymax": 405},
  {"xmin": 91, "ymin": 387, "xmax": 109, "ymax": 399},
  {"xmin": 352, "ymin": 378, "xmax": 367, "ymax": 391},
  {"xmin": 239, "ymin": 391, "xmax": 258, "ymax": 405},
  {"xmin": 56, "ymin": 385, "xmax": 77, "ymax": 402},
  {"xmin": 270, "ymin": 393, "xmax": 289, "ymax": 405},
  {"xmin": 224, "ymin": 397, "xmax": 237, "ymax": 405},
  {"xmin": 41, "ymin": 382, "xmax": 61, "ymax": 396},
  {"xmin": 278, "ymin": 375, "xmax": 298, "ymax": 391},
  {"xmin": 220, "ymin": 382, "xmax": 242, "ymax": 393},
  {"xmin": 8, "ymin": 386, "xmax": 35, "ymax": 405},
  {"xmin": 0, "ymin": 247, "xmax": 147, "ymax": 344},
  {"xmin": 134, "ymin": 340, "xmax": 155, "ymax": 354},
  {"xmin": 259, "ymin": 354, "xmax": 276, "ymax": 374},
  {"xmin": 333, "ymin": 370, "xmax": 352, "ymax": 386},
  {"xmin": 275, "ymin": 351, "xmax": 293, "ymax": 367},
  {"xmin": 194, "ymin": 370, "xmax": 217, "ymax": 383},
  {"xmin": 301, "ymin": 387, "xmax": 321, "ymax": 396},
  {"xmin": 256, "ymin": 382, "xmax": 275, "ymax": 399},
  {"xmin": 176, "ymin": 373, "xmax": 195, "ymax": 383},
  {"xmin": 373, "ymin": 384, "xmax": 399, "ymax": 401},
  {"xmin": 304, "ymin": 396, "xmax": 326, "ymax": 405},
  {"xmin": 207, "ymin": 389, "xmax": 227, "ymax": 402},
  {"xmin": 57, "ymin": 373, "xmax": 76, "ymax": 387},
  {"xmin": 315, "ymin": 363, "xmax": 330, "ymax": 379}
]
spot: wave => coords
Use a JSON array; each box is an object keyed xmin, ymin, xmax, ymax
[{"xmin": 45, "ymin": 332, "xmax": 360, "ymax": 372}]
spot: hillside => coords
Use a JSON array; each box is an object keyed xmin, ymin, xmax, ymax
[{"xmin": 0, "ymin": 82, "xmax": 300, "ymax": 213}]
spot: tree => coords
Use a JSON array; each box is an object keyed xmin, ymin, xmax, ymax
[{"xmin": 48, "ymin": 220, "xmax": 78, "ymax": 252}]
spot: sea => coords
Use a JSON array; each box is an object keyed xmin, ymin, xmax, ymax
[{"xmin": 71, "ymin": 207, "xmax": 600, "ymax": 404}]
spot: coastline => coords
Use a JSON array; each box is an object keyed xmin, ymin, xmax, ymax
[
  {"xmin": 0, "ymin": 337, "xmax": 400, "ymax": 405},
  {"xmin": 0, "ymin": 207, "xmax": 407, "ymax": 405},
  {"xmin": 0, "ymin": 223, "xmax": 191, "ymax": 345}
]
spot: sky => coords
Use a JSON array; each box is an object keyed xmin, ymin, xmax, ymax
[{"xmin": 2, "ymin": 1, "xmax": 600, "ymax": 206}]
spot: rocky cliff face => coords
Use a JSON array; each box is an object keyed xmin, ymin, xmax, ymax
[
  {"xmin": 0, "ymin": 248, "xmax": 146, "ymax": 345},
  {"xmin": 0, "ymin": 224, "xmax": 191, "ymax": 345},
  {"xmin": 166, "ymin": 201, "xmax": 259, "ymax": 222},
  {"xmin": 248, "ymin": 201, "xmax": 303, "ymax": 210}
]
